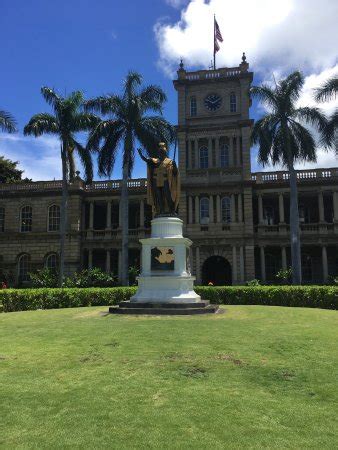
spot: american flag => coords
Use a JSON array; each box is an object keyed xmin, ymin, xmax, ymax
[{"xmin": 214, "ymin": 18, "xmax": 223, "ymax": 54}]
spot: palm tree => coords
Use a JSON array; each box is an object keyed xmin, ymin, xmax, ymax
[
  {"xmin": 250, "ymin": 71, "xmax": 327, "ymax": 285},
  {"xmin": 0, "ymin": 110, "xmax": 17, "ymax": 133},
  {"xmin": 24, "ymin": 87, "xmax": 98, "ymax": 286},
  {"xmin": 85, "ymin": 72, "xmax": 175, "ymax": 285},
  {"xmin": 314, "ymin": 75, "xmax": 338, "ymax": 153}
]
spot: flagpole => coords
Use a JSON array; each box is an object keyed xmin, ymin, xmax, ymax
[{"xmin": 213, "ymin": 15, "xmax": 216, "ymax": 70}]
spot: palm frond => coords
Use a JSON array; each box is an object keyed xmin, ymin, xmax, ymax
[
  {"xmin": 72, "ymin": 139, "xmax": 93, "ymax": 183},
  {"xmin": 250, "ymin": 85, "xmax": 278, "ymax": 111},
  {"xmin": 24, "ymin": 113, "xmax": 59, "ymax": 137},
  {"xmin": 0, "ymin": 110, "xmax": 17, "ymax": 133},
  {"xmin": 280, "ymin": 71, "xmax": 304, "ymax": 104},
  {"xmin": 98, "ymin": 127, "xmax": 124, "ymax": 177},
  {"xmin": 314, "ymin": 76, "xmax": 338, "ymax": 102},
  {"xmin": 139, "ymin": 85, "xmax": 167, "ymax": 114},
  {"xmin": 123, "ymin": 71, "xmax": 142, "ymax": 100},
  {"xmin": 292, "ymin": 106, "xmax": 327, "ymax": 132},
  {"xmin": 41, "ymin": 87, "xmax": 61, "ymax": 108},
  {"xmin": 73, "ymin": 113, "xmax": 100, "ymax": 132},
  {"xmin": 320, "ymin": 108, "xmax": 338, "ymax": 151}
]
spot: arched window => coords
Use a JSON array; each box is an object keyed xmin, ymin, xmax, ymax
[
  {"xmin": 0, "ymin": 207, "xmax": 4, "ymax": 232},
  {"xmin": 199, "ymin": 146, "xmax": 209, "ymax": 169},
  {"xmin": 230, "ymin": 92, "xmax": 237, "ymax": 113},
  {"xmin": 20, "ymin": 206, "xmax": 32, "ymax": 232},
  {"xmin": 220, "ymin": 144, "xmax": 229, "ymax": 167},
  {"xmin": 48, "ymin": 205, "xmax": 60, "ymax": 231},
  {"xmin": 221, "ymin": 197, "xmax": 231, "ymax": 223},
  {"xmin": 18, "ymin": 254, "xmax": 30, "ymax": 282},
  {"xmin": 200, "ymin": 197, "xmax": 209, "ymax": 224},
  {"xmin": 45, "ymin": 253, "xmax": 58, "ymax": 272},
  {"xmin": 190, "ymin": 96, "xmax": 197, "ymax": 116}
]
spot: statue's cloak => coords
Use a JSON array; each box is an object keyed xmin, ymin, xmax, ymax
[{"xmin": 147, "ymin": 157, "xmax": 180, "ymax": 211}]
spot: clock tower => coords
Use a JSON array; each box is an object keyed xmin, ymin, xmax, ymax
[{"xmin": 173, "ymin": 54, "xmax": 255, "ymax": 284}]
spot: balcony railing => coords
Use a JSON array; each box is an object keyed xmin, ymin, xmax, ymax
[
  {"xmin": 183, "ymin": 67, "xmax": 243, "ymax": 81},
  {"xmin": 252, "ymin": 168, "xmax": 338, "ymax": 184}
]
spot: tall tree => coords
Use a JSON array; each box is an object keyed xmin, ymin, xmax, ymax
[
  {"xmin": 24, "ymin": 87, "xmax": 98, "ymax": 285},
  {"xmin": 0, "ymin": 156, "xmax": 31, "ymax": 183},
  {"xmin": 85, "ymin": 72, "xmax": 175, "ymax": 285},
  {"xmin": 314, "ymin": 75, "xmax": 338, "ymax": 153},
  {"xmin": 0, "ymin": 110, "xmax": 17, "ymax": 133},
  {"xmin": 250, "ymin": 71, "xmax": 327, "ymax": 285}
]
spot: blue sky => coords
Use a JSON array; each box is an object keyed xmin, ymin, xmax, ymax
[{"xmin": 1, "ymin": 0, "xmax": 337, "ymax": 180}]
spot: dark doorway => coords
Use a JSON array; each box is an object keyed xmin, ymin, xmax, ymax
[{"xmin": 202, "ymin": 255, "xmax": 232, "ymax": 286}]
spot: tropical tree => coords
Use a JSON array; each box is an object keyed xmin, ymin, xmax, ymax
[
  {"xmin": 0, "ymin": 110, "xmax": 17, "ymax": 133},
  {"xmin": 314, "ymin": 75, "xmax": 338, "ymax": 153},
  {"xmin": 24, "ymin": 87, "xmax": 98, "ymax": 285},
  {"xmin": 0, "ymin": 156, "xmax": 31, "ymax": 183},
  {"xmin": 250, "ymin": 71, "xmax": 327, "ymax": 285},
  {"xmin": 85, "ymin": 72, "xmax": 175, "ymax": 285}
]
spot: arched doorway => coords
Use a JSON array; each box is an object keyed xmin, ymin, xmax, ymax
[{"xmin": 202, "ymin": 255, "xmax": 232, "ymax": 286}]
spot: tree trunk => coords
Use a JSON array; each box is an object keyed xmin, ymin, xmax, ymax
[
  {"xmin": 59, "ymin": 144, "xmax": 69, "ymax": 287},
  {"xmin": 288, "ymin": 158, "xmax": 302, "ymax": 285},
  {"xmin": 121, "ymin": 163, "xmax": 129, "ymax": 286}
]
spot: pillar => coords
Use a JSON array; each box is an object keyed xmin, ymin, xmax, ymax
[
  {"xmin": 195, "ymin": 246, "xmax": 201, "ymax": 283},
  {"xmin": 215, "ymin": 138, "xmax": 220, "ymax": 167},
  {"xmin": 260, "ymin": 246, "xmax": 266, "ymax": 282},
  {"xmin": 279, "ymin": 193, "xmax": 285, "ymax": 223},
  {"xmin": 231, "ymin": 194, "xmax": 236, "ymax": 223},
  {"xmin": 188, "ymin": 196, "xmax": 193, "ymax": 224},
  {"xmin": 318, "ymin": 192, "xmax": 325, "ymax": 222},
  {"xmin": 89, "ymin": 202, "xmax": 94, "ymax": 229},
  {"xmin": 235, "ymin": 136, "xmax": 241, "ymax": 166},
  {"xmin": 238, "ymin": 193, "xmax": 243, "ymax": 222},
  {"xmin": 209, "ymin": 195, "xmax": 214, "ymax": 223},
  {"xmin": 322, "ymin": 246, "xmax": 328, "ymax": 282},
  {"xmin": 229, "ymin": 137, "xmax": 234, "ymax": 166},
  {"xmin": 88, "ymin": 249, "xmax": 93, "ymax": 269},
  {"xmin": 105, "ymin": 249, "xmax": 111, "ymax": 273},
  {"xmin": 281, "ymin": 246, "xmax": 287, "ymax": 270},
  {"xmin": 208, "ymin": 137, "xmax": 212, "ymax": 168},
  {"xmin": 333, "ymin": 192, "xmax": 338, "ymax": 221},
  {"xmin": 195, "ymin": 196, "xmax": 199, "ymax": 224},
  {"xmin": 232, "ymin": 246, "xmax": 237, "ymax": 284},
  {"xmin": 106, "ymin": 201, "xmax": 111, "ymax": 229},
  {"xmin": 258, "ymin": 195, "xmax": 263, "ymax": 224},
  {"xmin": 239, "ymin": 246, "xmax": 245, "ymax": 283},
  {"xmin": 140, "ymin": 199, "xmax": 144, "ymax": 227},
  {"xmin": 118, "ymin": 201, "xmax": 122, "ymax": 227},
  {"xmin": 216, "ymin": 195, "xmax": 221, "ymax": 223}
]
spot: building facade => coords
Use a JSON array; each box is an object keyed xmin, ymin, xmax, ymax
[{"xmin": 1, "ymin": 57, "xmax": 338, "ymax": 285}]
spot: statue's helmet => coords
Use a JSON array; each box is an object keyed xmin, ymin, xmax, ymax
[{"xmin": 158, "ymin": 142, "xmax": 167, "ymax": 153}]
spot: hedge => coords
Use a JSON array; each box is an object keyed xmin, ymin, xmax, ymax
[{"xmin": 1, "ymin": 285, "xmax": 338, "ymax": 312}]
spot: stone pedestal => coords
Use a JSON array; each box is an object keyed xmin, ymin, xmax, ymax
[{"xmin": 130, "ymin": 216, "xmax": 201, "ymax": 304}]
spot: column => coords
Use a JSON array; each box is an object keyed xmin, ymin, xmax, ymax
[
  {"xmin": 118, "ymin": 201, "xmax": 122, "ymax": 227},
  {"xmin": 106, "ymin": 201, "xmax": 111, "ymax": 229},
  {"xmin": 196, "ymin": 246, "xmax": 201, "ymax": 283},
  {"xmin": 232, "ymin": 246, "xmax": 237, "ymax": 284},
  {"xmin": 105, "ymin": 249, "xmax": 111, "ymax": 273},
  {"xmin": 216, "ymin": 195, "xmax": 221, "ymax": 223},
  {"xmin": 208, "ymin": 137, "xmax": 212, "ymax": 168},
  {"xmin": 260, "ymin": 246, "xmax": 266, "ymax": 282},
  {"xmin": 215, "ymin": 138, "xmax": 220, "ymax": 167},
  {"xmin": 236, "ymin": 136, "xmax": 241, "ymax": 166},
  {"xmin": 279, "ymin": 193, "xmax": 285, "ymax": 223},
  {"xmin": 188, "ymin": 196, "xmax": 193, "ymax": 224},
  {"xmin": 209, "ymin": 195, "xmax": 214, "ymax": 223},
  {"xmin": 239, "ymin": 246, "xmax": 245, "ymax": 283},
  {"xmin": 318, "ymin": 192, "xmax": 325, "ymax": 222},
  {"xmin": 189, "ymin": 140, "xmax": 193, "ymax": 169},
  {"xmin": 89, "ymin": 202, "xmax": 94, "ymax": 229},
  {"xmin": 195, "ymin": 196, "xmax": 199, "ymax": 224},
  {"xmin": 231, "ymin": 194, "xmax": 236, "ymax": 223},
  {"xmin": 322, "ymin": 246, "xmax": 328, "ymax": 282},
  {"xmin": 281, "ymin": 246, "xmax": 287, "ymax": 270},
  {"xmin": 229, "ymin": 137, "xmax": 234, "ymax": 166},
  {"xmin": 140, "ymin": 199, "xmax": 144, "ymax": 228},
  {"xmin": 238, "ymin": 193, "xmax": 243, "ymax": 222},
  {"xmin": 333, "ymin": 192, "xmax": 338, "ymax": 222},
  {"xmin": 88, "ymin": 249, "xmax": 93, "ymax": 269},
  {"xmin": 258, "ymin": 195, "xmax": 263, "ymax": 224}
]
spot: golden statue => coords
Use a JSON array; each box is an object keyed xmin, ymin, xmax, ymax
[{"xmin": 138, "ymin": 142, "xmax": 180, "ymax": 216}]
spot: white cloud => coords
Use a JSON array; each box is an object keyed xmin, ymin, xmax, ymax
[
  {"xmin": 0, "ymin": 134, "xmax": 61, "ymax": 181},
  {"xmin": 165, "ymin": 0, "xmax": 189, "ymax": 8},
  {"xmin": 155, "ymin": 0, "xmax": 338, "ymax": 76}
]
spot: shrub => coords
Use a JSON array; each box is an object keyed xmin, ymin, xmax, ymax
[
  {"xmin": 64, "ymin": 268, "xmax": 118, "ymax": 288},
  {"xmin": 29, "ymin": 268, "xmax": 58, "ymax": 288},
  {"xmin": 245, "ymin": 279, "xmax": 261, "ymax": 286}
]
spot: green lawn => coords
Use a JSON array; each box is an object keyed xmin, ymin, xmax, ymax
[{"xmin": 1, "ymin": 306, "xmax": 337, "ymax": 449}]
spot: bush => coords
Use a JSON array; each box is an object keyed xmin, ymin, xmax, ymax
[
  {"xmin": 64, "ymin": 268, "xmax": 118, "ymax": 288},
  {"xmin": 1, "ymin": 285, "xmax": 338, "ymax": 313},
  {"xmin": 29, "ymin": 268, "xmax": 58, "ymax": 288}
]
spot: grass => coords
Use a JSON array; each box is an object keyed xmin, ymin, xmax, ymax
[{"xmin": 0, "ymin": 306, "xmax": 337, "ymax": 449}]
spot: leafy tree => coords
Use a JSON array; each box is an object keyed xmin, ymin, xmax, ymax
[
  {"xmin": 0, "ymin": 156, "xmax": 31, "ymax": 183},
  {"xmin": 250, "ymin": 71, "xmax": 327, "ymax": 285},
  {"xmin": 24, "ymin": 87, "xmax": 99, "ymax": 285},
  {"xmin": 0, "ymin": 110, "xmax": 17, "ymax": 133},
  {"xmin": 85, "ymin": 72, "xmax": 175, "ymax": 285},
  {"xmin": 314, "ymin": 75, "xmax": 338, "ymax": 153}
]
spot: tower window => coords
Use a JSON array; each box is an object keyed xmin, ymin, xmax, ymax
[
  {"xmin": 230, "ymin": 92, "xmax": 237, "ymax": 113},
  {"xmin": 20, "ymin": 206, "xmax": 32, "ymax": 232},
  {"xmin": 199, "ymin": 146, "xmax": 209, "ymax": 169},
  {"xmin": 221, "ymin": 197, "xmax": 231, "ymax": 223},
  {"xmin": 190, "ymin": 97, "xmax": 197, "ymax": 116},
  {"xmin": 220, "ymin": 144, "xmax": 229, "ymax": 167},
  {"xmin": 200, "ymin": 197, "xmax": 209, "ymax": 224}
]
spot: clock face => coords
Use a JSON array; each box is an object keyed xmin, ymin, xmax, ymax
[{"xmin": 204, "ymin": 94, "xmax": 222, "ymax": 111}]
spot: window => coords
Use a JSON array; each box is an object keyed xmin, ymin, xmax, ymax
[
  {"xmin": 200, "ymin": 197, "xmax": 209, "ymax": 224},
  {"xmin": 48, "ymin": 205, "xmax": 60, "ymax": 231},
  {"xmin": 199, "ymin": 146, "xmax": 209, "ymax": 169},
  {"xmin": 18, "ymin": 254, "xmax": 30, "ymax": 282},
  {"xmin": 264, "ymin": 206, "xmax": 275, "ymax": 225},
  {"xmin": 0, "ymin": 207, "xmax": 4, "ymax": 232},
  {"xmin": 45, "ymin": 253, "xmax": 58, "ymax": 272},
  {"xmin": 220, "ymin": 144, "xmax": 229, "ymax": 167},
  {"xmin": 230, "ymin": 92, "xmax": 237, "ymax": 113},
  {"xmin": 221, "ymin": 197, "xmax": 231, "ymax": 223},
  {"xmin": 190, "ymin": 96, "xmax": 197, "ymax": 116},
  {"xmin": 20, "ymin": 206, "xmax": 32, "ymax": 232}
]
